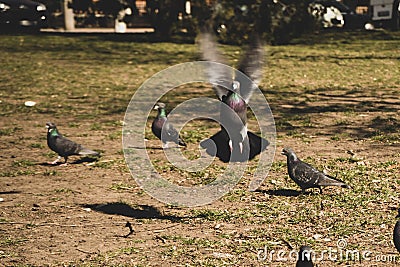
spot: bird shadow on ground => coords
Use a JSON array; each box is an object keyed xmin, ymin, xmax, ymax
[
  {"xmin": 38, "ymin": 157, "xmax": 98, "ymax": 166},
  {"xmin": 126, "ymin": 146, "xmax": 168, "ymax": 150},
  {"xmin": 81, "ymin": 203, "xmax": 181, "ymax": 222},
  {"xmin": 0, "ymin": 190, "xmax": 21, "ymax": 195},
  {"xmin": 258, "ymin": 189, "xmax": 303, "ymax": 197},
  {"xmin": 70, "ymin": 157, "xmax": 99, "ymax": 164}
]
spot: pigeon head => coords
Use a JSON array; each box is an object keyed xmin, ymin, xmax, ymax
[
  {"xmin": 298, "ymin": 246, "xmax": 313, "ymax": 262},
  {"xmin": 46, "ymin": 122, "xmax": 59, "ymax": 136},
  {"xmin": 154, "ymin": 102, "xmax": 166, "ymax": 117},
  {"xmin": 231, "ymin": 81, "xmax": 240, "ymax": 92},
  {"xmin": 46, "ymin": 122, "xmax": 56, "ymax": 129},
  {"xmin": 282, "ymin": 147, "xmax": 298, "ymax": 161},
  {"xmin": 154, "ymin": 102, "xmax": 166, "ymax": 110}
]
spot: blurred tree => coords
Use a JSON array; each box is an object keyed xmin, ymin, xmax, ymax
[
  {"xmin": 70, "ymin": 0, "xmax": 93, "ymax": 12},
  {"xmin": 270, "ymin": 0, "xmax": 316, "ymax": 45},
  {"xmin": 147, "ymin": 0, "xmax": 186, "ymax": 39},
  {"xmin": 194, "ymin": 0, "xmax": 315, "ymax": 45},
  {"xmin": 96, "ymin": 0, "xmax": 125, "ymax": 18}
]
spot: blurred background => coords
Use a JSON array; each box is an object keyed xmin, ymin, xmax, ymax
[{"xmin": 1, "ymin": 0, "xmax": 399, "ymax": 44}]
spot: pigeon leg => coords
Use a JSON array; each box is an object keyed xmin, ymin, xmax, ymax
[
  {"xmin": 48, "ymin": 156, "xmax": 62, "ymax": 165},
  {"xmin": 162, "ymin": 142, "xmax": 169, "ymax": 149},
  {"xmin": 59, "ymin": 157, "xmax": 69, "ymax": 167},
  {"xmin": 318, "ymin": 187, "xmax": 323, "ymax": 194}
]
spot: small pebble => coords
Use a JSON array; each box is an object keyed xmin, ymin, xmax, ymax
[{"xmin": 24, "ymin": 101, "xmax": 36, "ymax": 107}]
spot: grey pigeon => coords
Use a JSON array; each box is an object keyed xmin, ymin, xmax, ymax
[
  {"xmin": 151, "ymin": 102, "xmax": 186, "ymax": 148},
  {"xmin": 394, "ymin": 209, "xmax": 400, "ymax": 253},
  {"xmin": 296, "ymin": 246, "xmax": 314, "ymax": 267},
  {"xmin": 198, "ymin": 29, "xmax": 269, "ymax": 162},
  {"xmin": 282, "ymin": 147, "xmax": 351, "ymax": 194},
  {"xmin": 46, "ymin": 122, "xmax": 99, "ymax": 165}
]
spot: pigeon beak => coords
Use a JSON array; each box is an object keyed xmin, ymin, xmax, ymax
[
  {"xmin": 239, "ymin": 142, "xmax": 243, "ymax": 154},
  {"xmin": 229, "ymin": 140, "xmax": 233, "ymax": 152}
]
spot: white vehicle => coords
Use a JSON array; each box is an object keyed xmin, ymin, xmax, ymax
[{"xmin": 369, "ymin": 0, "xmax": 400, "ymax": 29}]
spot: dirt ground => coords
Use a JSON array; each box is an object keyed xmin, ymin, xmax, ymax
[
  {"xmin": 1, "ymin": 33, "xmax": 400, "ymax": 266},
  {"xmin": 1, "ymin": 87, "xmax": 399, "ymax": 266}
]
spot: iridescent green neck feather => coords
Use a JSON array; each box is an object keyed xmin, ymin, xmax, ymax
[
  {"xmin": 232, "ymin": 92, "xmax": 240, "ymax": 101},
  {"xmin": 50, "ymin": 128, "xmax": 59, "ymax": 137},
  {"xmin": 159, "ymin": 108, "xmax": 166, "ymax": 118}
]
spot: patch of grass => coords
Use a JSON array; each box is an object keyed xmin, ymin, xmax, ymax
[
  {"xmin": 67, "ymin": 122, "xmax": 80, "ymax": 128},
  {"xmin": 0, "ymin": 237, "xmax": 28, "ymax": 246},
  {"xmin": 191, "ymin": 209, "xmax": 233, "ymax": 222},
  {"xmin": 0, "ymin": 170, "xmax": 36, "ymax": 177},
  {"xmin": 108, "ymin": 131, "xmax": 121, "ymax": 141},
  {"xmin": 29, "ymin": 143, "xmax": 44, "ymax": 149},
  {"xmin": 92, "ymin": 160, "xmax": 115, "ymax": 169},
  {"xmin": 334, "ymin": 119, "xmax": 350, "ymax": 126},
  {"xmin": 43, "ymin": 170, "xmax": 58, "ymax": 176},
  {"xmin": 110, "ymin": 182, "xmax": 134, "ymax": 191},
  {"xmin": 42, "ymin": 151, "xmax": 56, "ymax": 159},
  {"xmin": 181, "ymin": 128, "xmax": 209, "ymax": 144},
  {"xmin": 90, "ymin": 123, "xmax": 102, "ymax": 131},
  {"xmin": 371, "ymin": 131, "xmax": 399, "ymax": 144},
  {"xmin": 0, "ymin": 127, "xmax": 21, "ymax": 136},
  {"xmin": 54, "ymin": 188, "xmax": 74, "ymax": 194},
  {"xmin": 11, "ymin": 159, "xmax": 36, "ymax": 167}
]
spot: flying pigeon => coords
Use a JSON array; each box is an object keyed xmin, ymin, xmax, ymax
[
  {"xmin": 151, "ymin": 102, "xmax": 186, "ymax": 148},
  {"xmin": 394, "ymin": 209, "xmax": 400, "ymax": 253},
  {"xmin": 46, "ymin": 122, "xmax": 99, "ymax": 165},
  {"xmin": 281, "ymin": 147, "xmax": 351, "ymax": 194},
  {"xmin": 198, "ymin": 29, "xmax": 269, "ymax": 162},
  {"xmin": 296, "ymin": 246, "xmax": 314, "ymax": 267}
]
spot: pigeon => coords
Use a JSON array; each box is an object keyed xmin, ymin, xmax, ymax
[
  {"xmin": 198, "ymin": 29, "xmax": 269, "ymax": 162},
  {"xmin": 394, "ymin": 209, "xmax": 400, "ymax": 253},
  {"xmin": 46, "ymin": 122, "xmax": 99, "ymax": 165},
  {"xmin": 281, "ymin": 147, "xmax": 351, "ymax": 194},
  {"xmin": 151, "ymin": 102, "xmax": 186, "ymax": 148},
  {"xmin": 296, "ymin": 246, "xmax": 314, "ymax": 267}
]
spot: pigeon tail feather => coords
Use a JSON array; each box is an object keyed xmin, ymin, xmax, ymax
[
  {"xmin": 78, "ymin": 148, "xmax": 99, "ymax": 156},
  {"xmin": 320, "ymin": 175, "xmax": 350, "ymax": 188}
]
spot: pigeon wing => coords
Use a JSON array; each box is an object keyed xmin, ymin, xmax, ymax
[
  {"xmin": 236, "ymin": 35, "xmax": 264, "ymax": 103},
  {"xmin": 293, "ymin": 161, "xmax": 320, "ymax": 185},
  {"xmin": 198, "ymin": 30, "xmax": 232, "ymax": 100},
  {"xmin": 54, "ymin": 136, "xmax": 83, "ymax": 157},
  {"xmin": 162, "ymin": 120, "xmax": 180, "ymax": 143},
  {"xmin": 151, "ymin": 117, "xmax": 163, "ymax": 140}
]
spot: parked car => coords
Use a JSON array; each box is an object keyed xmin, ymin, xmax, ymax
[
  {"xmin": 0, "ymin": 0, "xmax": 47, "ymax": 31},
  {"xmin": 309, "ymin": 1, "xmax": 370, "ymax": 29}
]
